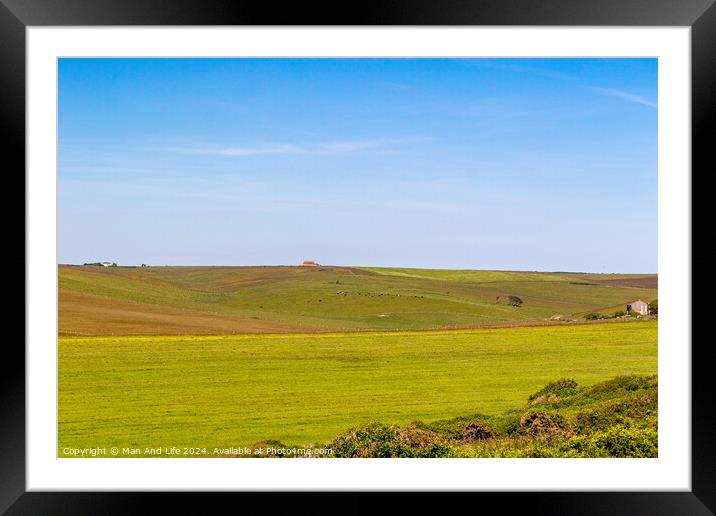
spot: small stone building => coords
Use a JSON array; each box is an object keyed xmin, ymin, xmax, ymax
[
  {"xmin": 301, "ymin": 260, "xmax": 319, "ymax": 267},
  {"xmin": 626, "ymin": 299, "xmax": 649, "ymax": 315}
]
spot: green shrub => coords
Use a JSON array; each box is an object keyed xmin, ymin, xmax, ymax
[
  {"xmin": 328, "ymin": 423, "xmax": 453, "ymax": 458},
  {"xmin": 572, "ymin": 409, "xmax": 627, "ymax": 434},
  {"xmin": 562, "ymin": 425, "xmax": 657, "ymax": 457},
  {"xmin": 459, "ymin": 422, "xmax": 494, "ymax": 441},
  {"xmin": 518, "ymin": 412, "xmax": 568, "ymax": 438},
  {"xmin": 528, "ymin": 378, "xmax": 578, "ymax": 401},
  {"xmin": 504, "ymin": 418, "xmax": 522, "ymax": 436},
  {"xmin": 584, "ymin": 313, "xmax": 604, "ymax": 320},
  {"xmin": 649, "ymin": 299, "xmax": 658, "ymax": 315},
  {"xmin": 413, "ymin": 442, "xmax": 455, "ymax": 458},
  {"xmin": 585, "ymin": 375, "xmax": 655, "ymax": 396},
  {"xmin": 416, "ymin": 413, "xmax": 494, "ymax": 440},
  {"xmin": 507, "ymin": 296, "xmax": 523, "ymax": 307},
  {"xmin": 571, "ymin": 390, "xmax": 657, "ymax": 435},
  {"xmin": 329, "ymin": 423, "xmax": 400, "ymax": 457},
  {"xmin": 611, "ymin": 310, "xmax": 627, "ymax": 318}
]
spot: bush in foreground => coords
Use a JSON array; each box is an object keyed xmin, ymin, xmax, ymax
[
  {"xmin": 562, "ymin": 425, "xmax": 658, "ymax": 458},
  {"xmin": 528, "ymin": 378, "xmax": 578, "ymax": 402},
  {"xmin": 329, "ymin": 423, "xmax": 454, "ymax": 458}
]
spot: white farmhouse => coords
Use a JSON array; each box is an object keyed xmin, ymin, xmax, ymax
[{"xmin": 626, "ymin": 299, "xmax": 649, "ymax": 315}]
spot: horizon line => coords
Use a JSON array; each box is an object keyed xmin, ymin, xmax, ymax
[{"xmin": 58, "ymin": 263, "xmax": 657, "ymax": 275}]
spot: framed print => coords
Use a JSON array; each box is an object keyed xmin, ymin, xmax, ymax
[{"xmin": 4, "ymin": 0, "xmax": 712, "ymax": 514}]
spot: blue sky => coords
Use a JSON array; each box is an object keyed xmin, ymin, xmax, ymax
[{"xmin": 58, "ymin": 58, "xmax": 657, "ymax": 272}]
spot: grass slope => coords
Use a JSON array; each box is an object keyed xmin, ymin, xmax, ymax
[
  {"xmin": 58, "ymin": 321, "xmax": 657, "ymax": 456},
  {"xmin": 59, "ymin": 265, "xmax": 657, "ymax": 336}
]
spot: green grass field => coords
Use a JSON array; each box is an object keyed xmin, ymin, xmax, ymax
[
  {"xmin": 59, "ymin": 265, "xmax": 657, "ymax": 335},
  {"xmin": 58, "ymin": 321, "xmax": 657, "ymax": 457}
]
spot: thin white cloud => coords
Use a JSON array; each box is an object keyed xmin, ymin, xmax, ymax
[
  {"xmin": 191, "ymin": 144, "xmax": 303, "ymax": 156},
  {"xmin": 590, "ymin": 87, "xmax": 657, "ymax": 108},
  {"xmin": 316, "ymin": 138, "xmax": 423, "ymax": 153},
  {"xmin": 464, "ymin": 60, "xmax": 578, "ymax": 81},
  {"xmin": 464, "ymin": 60, "xmax": 656, "ymax": 110},
  {"xmin": 153, "ymin": 137, "xmax": 429, "ymax": 157}
]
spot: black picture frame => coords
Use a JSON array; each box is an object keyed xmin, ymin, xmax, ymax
[{"xmin": 3, "ymin": 1, "xmax": 710, "ymax": 514}]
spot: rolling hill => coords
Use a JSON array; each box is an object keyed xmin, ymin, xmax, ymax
[{"xmin": 58, "ymin": 265, "xmax": 657, "ymax": 336}]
